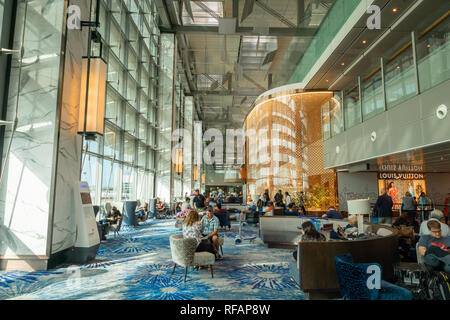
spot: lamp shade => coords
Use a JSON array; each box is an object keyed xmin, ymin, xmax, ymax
[
  {"xmin": 193, "ymin": 165, "xmax": 199, "ymax": 181},
  {"xmin": 347, "ymin": 199, "xmax": 370, "ymax": 215},
  {"xmin": 201, "ymin": 173, "xmax": 205, "ymax": 185},
  {"xmin": 78, "ymin": 57, "xmax": 107, "ymax": 138},
  {"xmin": 175, "ymin": 149, "xmax": 183, "ymax": 174}
]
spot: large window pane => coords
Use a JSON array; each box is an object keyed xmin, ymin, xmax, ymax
[
  {"xmin": 344, "ymin": 84, "xmax": 361, "ymax": 129},
  {"xmin": 122, "ymin": 165, "xmax": 136, "ymax": 200},
  {"xmin": 104, "ymin": 125, "xmax": 120, "ymax": 160},
  {"xmin": 385, "ymin": 46, "xmax": 417, "ymax": 109},
  {"xmin": 101, "ymin": 159, "xmax": 120, "ymax": 203},
  {"xmin": 124, "ymin": 134, "xmax": 135, "ymax": 164},
  {"xmin": 105, "ymin": 90, "xmax": 122, "ymax": 126},
  {"xmin": 417, "ymin": 18, "xmax": 450, "ymax": 92},
  {"xmin": 81, "ymin": 155, "xmax": 99, "ymax": 204},
  {"xmin": 321, "ymin": 101, "xmax": 331, "ymax": 140},
  {"xmin": 330, "ymin": 93, "xmax": 344, "ymax": 136},
  {"xmin": 362, "ymin": 69, "xmax": 384, "ymax": 121}
]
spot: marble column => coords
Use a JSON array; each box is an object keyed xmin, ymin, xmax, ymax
[{"xmin": 0, "ymin": 0, "xmax": 91, "ymax": 271}]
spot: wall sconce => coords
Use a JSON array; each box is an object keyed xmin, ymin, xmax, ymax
[
  {"xmin": 201, "ymin": 173, "xmax": 205, "ymax": 185},
  {"xmin": 175, "ymin": 148, "xmax": 183, "ymax": 175},
  {"xmin": 77, "ymin": 57, "xmax": 106, "ymax": 140},
  {"xmin": 193, "ymin": 165, "xmax": 199, "ymax": 181}
]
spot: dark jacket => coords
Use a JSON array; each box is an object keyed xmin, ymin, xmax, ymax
[{"xmin": 374, "ymin": 194, "xmax": 394, "ymax": 217}]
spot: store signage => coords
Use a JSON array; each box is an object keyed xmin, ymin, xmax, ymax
[
  {"xmin": 379, "ymin": 164, "xmax": 423, "ymax": 172},
  {"xmin": 378, "ymin": 172, "xmax": 425, "ymax": 180}
]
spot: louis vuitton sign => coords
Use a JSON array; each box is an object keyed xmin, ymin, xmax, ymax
[{"xmin": 378, "ymin": 172, "xmax": 425, "ymax": 180}]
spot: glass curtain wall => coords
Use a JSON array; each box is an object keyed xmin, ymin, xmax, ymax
[{"xmin": 80, "ymin": 0, "xmax": 160, "ymax": 205}]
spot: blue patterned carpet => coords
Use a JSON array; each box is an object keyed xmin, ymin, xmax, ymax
[{"xmin": 0, "ymin": 220, "xmax": 307, "ymax": 300}]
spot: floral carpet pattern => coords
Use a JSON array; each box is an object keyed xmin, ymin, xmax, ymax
[{"xmin": 0, "ymin": 220, "xmax": 306, "ymax": 300}]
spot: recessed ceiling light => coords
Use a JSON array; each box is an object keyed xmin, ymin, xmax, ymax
[
  {"xmin": 341, "ymin": 62, "xmax": 345, "ymax": 66},
  {"xmin": 396, "ymin": 66, "xmax": 401, "ymax": 69},
  {"xmin": 362, "ymin": 40, "xmax": 367, "ymax": 44},
  {"xmin": 427, "ymin": 44, "xmax": 431, "ymax": 48},
  {"xmin": 326, "ymin": 79, "xmax": 329, "ymax": 82},
  {"xmin": 392, "ymin": 8, "xmax": 398, "ymax": 12}
]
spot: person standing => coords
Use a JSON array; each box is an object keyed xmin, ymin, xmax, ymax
[
  {"xmin": 374, "ymin": 189, "xmax": 394, "ymax": 225},
  {"xmin": 285, "ymin": 192, "xmax": 291, "ymax": 208},
  {"xmin": 274, "ymin": 190, "xmax": 283, "ymax": 207},
  {"xmin": 401, "ymin": 191, "xmax": 417, "ymax": 222},
  {"xmin": 193, "ymin": 189, "xmax": 206, "ymax": 210},
  {"xmin": 419, "ymin": 192, "xmax": 432, "ymax": 222},
  {"xmin": 298, "ymin": 191, "xmax": 307, "ymax": 215},
  {"xmin": 263, "ymin": 189, "xmax": 270, "ymax": 206}
]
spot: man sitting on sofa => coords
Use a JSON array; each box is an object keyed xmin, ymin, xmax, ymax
[
  {"xmin": 418, "ymin": 220, "xmax": 450, "ymax": 273},
  {"xmin": 322, "ymin": 206, "xmax": 343, "ymax": 219},
  {"xmin": 330, "ymin": 215, "xmax": 359, "ymax": 240}
]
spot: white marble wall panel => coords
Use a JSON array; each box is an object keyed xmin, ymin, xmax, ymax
[
  {"xmin": 0, "ymin": 0, "xmax": 65, "ymax": 257},
  {"xmin": 51, "ymin": 0, "xmax": 90, "ymax": 255}
]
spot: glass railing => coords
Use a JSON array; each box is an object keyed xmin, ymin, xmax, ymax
[
  {"xmin": 322, "ymin": 16, "xmax": 450, "ymax": 141},
  {"xmin": 289, "ymin": 0, "xmax": 361, "ymax": 84}
]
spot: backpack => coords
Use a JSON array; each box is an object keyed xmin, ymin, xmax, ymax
[{"xmin": 425, "ymin": 271, "xmax": 450, "ymax": 300}]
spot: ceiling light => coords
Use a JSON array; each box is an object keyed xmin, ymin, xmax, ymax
[
  {"xmin": 427, "ymin": 44, "xmax": 431, "ymax": 48},
  {"xmin": 341, "ymin": 62, "xmax": 345, "ymax": 66},
  {"xmin": 362, "ymin": 40, "xmax": 367, "ymax": 44},
  {"xmin": 392, "ymin": 8, "xmax": 398, "ymax": 13}
]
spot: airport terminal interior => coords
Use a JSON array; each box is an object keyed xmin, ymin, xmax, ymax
[{"xmin": 0, "ymin": 0, "xmax": 449, "ymax": 300}]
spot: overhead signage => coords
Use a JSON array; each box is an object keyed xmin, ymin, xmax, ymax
[{"xmin": 379, "ymin": 164, "xmax": 423, "ymax": 172}]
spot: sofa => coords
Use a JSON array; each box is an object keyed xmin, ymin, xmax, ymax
[{"xmin": 261, "ymin": 216, "xmax": 401, "ymax": 299}]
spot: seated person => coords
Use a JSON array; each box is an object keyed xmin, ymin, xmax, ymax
[
  {"xmin": 393, "ymin": 211, "xmax": 420, "ymax": 234},
  {"xmin": 285, "ymin": 203, "xmax": 299, "ymax": 216},
  {"xmin": 135, "ymin": 202, "xmax": 148, "ymax": 221},
  {"xmin": 156, "ymin": 198, "xmax": 166, "ymax": 211},
  {"xmin": 183, "ymin": 210, "xmax": 215, "ymax": 255},
  {"xmin": 322, "ymin": 206, "xmax": 343, "ymax": 219},
  {"xmin": 100, "ymin": 206, "xmax": 122, "ymax": 239},
  {"xmin": 175, "ymin": 202, "xmax": 182, "ymax": 213},
  {"xmin": 419, "ymin": 209, "xmax": 450, "ymax": 237},
  {"xmin": 214, "ymin": 203, "xmax": 230, "ymax": 230},
  {"xmin": 181, "ymin": 197, "xmax": 192, "ymax": 211},
  {"xmin": 418, "ymin": 220, "xmax": 450, "ymax": 273},
  {"xmin": 201, "ymin": 206, "xmax": 222, "ymax": 260},
  {"xmin": 330, "ymin": 215, "xmax": 359, "ymax": 240},
  {"xmin": 293, "ymin": 221, "xmax": 326, "ymax": 261}
]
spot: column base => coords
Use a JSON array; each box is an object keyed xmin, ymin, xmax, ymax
[{"xmin": 0, "ymin": 255, "xmax": 48, "ymax": 271}]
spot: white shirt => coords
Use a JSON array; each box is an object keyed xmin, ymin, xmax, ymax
[
  {"xmin": 419, "ymin": 218, "xmax": 450, "ymax": 237},
  {"xmin": 182, "ymin": 201, "xmax": 192, "ymax": 211},
  {"xmin": 285, "ymin": 195, "xmax": 291, "ymax": 206}
]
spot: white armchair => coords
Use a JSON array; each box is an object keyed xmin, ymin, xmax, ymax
[{"xmin": 169, "ymin": 234, "xmax": 215, "ymax": 281}]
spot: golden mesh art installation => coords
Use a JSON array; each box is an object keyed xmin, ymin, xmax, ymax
[{"xmin": 245, "ymin": 89, "xmax": 338, "ymax": 211}]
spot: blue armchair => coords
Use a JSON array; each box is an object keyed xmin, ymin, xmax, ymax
[{"xmin": 334, "ymin": 254, "xmax": 413, "ymax": 300}]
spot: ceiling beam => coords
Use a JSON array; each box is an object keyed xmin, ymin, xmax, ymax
[
  {"xmin": 160, "ymin": 25, "xmax": 318, "ymax": 37},
  {"xmin": 191, "ymin": 90, "xmax": 262, "ymax": 96},
  {"xmin": 254, "ymin": 0, "xmax": 297, "ymax": 29}
]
